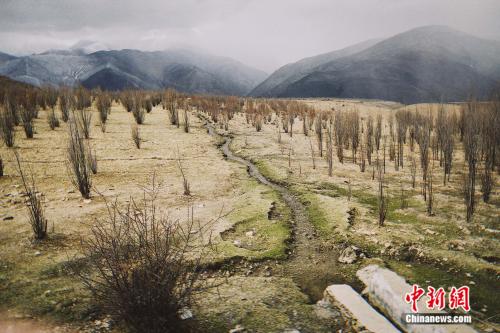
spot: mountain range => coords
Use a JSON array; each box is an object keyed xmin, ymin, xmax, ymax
[
  {"xmin": 250, "ymin": 26, "xmax": 500, "ymax": 103},
  {"xmin": 1, "ymin": 26, "xmax": 500, "ymax": 102},
  {"xmin": 0, "ymin": 47, "xmax": 267, "ymax": 96}
]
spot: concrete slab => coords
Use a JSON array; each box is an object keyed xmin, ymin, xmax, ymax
[
  {"xmin": 357, "ymin": 265, "xmax": 477, "ymax": 333},
  {"xmin": 324, "ymin": 284, "xmax": 401, "ymax": 333}
]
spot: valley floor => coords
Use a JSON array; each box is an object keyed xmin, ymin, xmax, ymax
[{"xmin": 0, "ymin": 99, "xmax": 498, "ymax": 332}]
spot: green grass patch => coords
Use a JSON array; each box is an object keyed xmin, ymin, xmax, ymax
[{"xmin": 217, "ymin": 186, "xmax": 292, "ymax": 261}]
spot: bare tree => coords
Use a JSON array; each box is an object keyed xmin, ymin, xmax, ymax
[
  {"xmin": 463, "ymin": 101, "xmax": 480, "ymax": 222},
  {"xmin": 480, "ymin": 103, "xmax": 496, "ymax": 202},
  {"xmin": 309, "ymin": 137, "xmax": 316, "ymax": 170},
  {"xmin": 377, "ymin": 164, "xmax": 388, "ymax": 226},
  {"xmin": 375, "ymin": 114, "xmax": 382, "ymax": 151},
  {"xmin": 410, "ymin": 153, "xmax": 417, "ymax": 188},
  {"xmin": 427, "ymin": 160, "xmax": 434, "ymax": 215},
  {"xmin": 326, "ymin": 124, "xmax": 334, "ymax": 176},
  {"xmin": 315, "ymin": 114, "xmax": 323, "ymax": 157},
  {"xmin": 366, "ymin": 115, "xmax": 374, "ymax": 165}
]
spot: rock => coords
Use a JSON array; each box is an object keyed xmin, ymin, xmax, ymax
[
  {"xmin": 448, "ymin": 239, "xmax": 466, "ymax": 251},
  {"xmin": 283, "ymin": 330, "xmax": 300, "ymax": 333},
  {"xmin": 178, "ymin": 307, "xmax": 193, "ymax": 320},
  {"xmin": 323, "ymin": 284, "xmax": 399, "ymax": 333},
  {"xmin": 229, "ymin": 324, "xmax": 246, "ymax": 333},
  {"xmin": 83, "ymin": 199, "xmax": 92, "ymax": 204},
  {"xmin": 3, "ymin": 216, "xmax": 14, "ymax": 221},
  {"xmin": 338, "ymin": 246, "xmax": 357, "ymax": 264},
  {"xmin": 233, "ymin": 239, "xmax": 242, "ymax": 248},
  {"xmin": 424, "ymin": 228, "xmax": 437, "ymax": 235},
  {"xmin": 245, "ymin": 230, "xmax": 255, "ymax": 237},
  {"xmin": 314, "ymin": 299, "xmax": 339, "ymax": 320},
  {"xmin": 34, "ymin": 251, "xmax": 42, "ymax": 256},
  {"xmin": 67, "ymin": 189, "xmax": 75, "ymax": 194}
]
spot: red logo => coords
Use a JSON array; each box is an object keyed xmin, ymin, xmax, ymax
[
  {"xmin": 449, "ymin": 286, "xmax": 470, "ymax": 312},
  {"xmin": 405, "ymin": 284, "xmax": 425, "ymax": 312},
  {"xmin": 405, "ymin": 285, "xmax": 471, "ymax": 313},
  {"xmin": 426, "ymin": 286, "xmax": 446, "ymax": 310}
]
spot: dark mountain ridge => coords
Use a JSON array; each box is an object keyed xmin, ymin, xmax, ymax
[{"xmin": 250, "ymin": 26, "xmax": 500, "ymax": 103}]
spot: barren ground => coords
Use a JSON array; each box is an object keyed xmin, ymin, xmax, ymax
[{"xmin": 0, "ymin": 99, "xmax": 498, "ymax": 332}]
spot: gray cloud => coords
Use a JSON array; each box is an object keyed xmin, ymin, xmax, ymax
[{"xmin": 1, "ymin": 0, "xmax": 499, "ymax": 72}]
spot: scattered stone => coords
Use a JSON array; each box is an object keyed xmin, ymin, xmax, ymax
[
  {"xmin": 338, "ymin": 246, "xmax": 357, "ymax": 264},
  {"xmin": 314, "ymin": 299, "xmax": 339, "ymax": 320},
  {"xmin": 245, "ymin": 230, "xmax": 255, "ymax": 237},
  {"xmin": 448, "ymin": 239, "xmax": 466, "ymax": 251},
  {"xmin": 424, "ymin": 228, "xmax": 437, "ymax": 235},
  {"xmin": 83, "ymin": 199, "xmax": 92, "ymax": 204},
  {"xmin": 233, "ymin": 239, "xmax": 242, "ymax": 248},
  {"xmin": 178, "ymin": 307, "xmax": 193, "ymax": 320},
  {"xmin": 229, "ymin": 324, "xmax": 246, "ymax": 333}
]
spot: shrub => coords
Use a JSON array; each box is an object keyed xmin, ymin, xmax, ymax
[
  {"xmin": 131, "ymin": 125, "xmax": 141, "ymax": 149},
  {"xmin": 78, "ymin": 177, "xmax": 214, "ymax": 333},
  {"xmin": 97, "ymin": 93, "xmax": 111, "ymax": 125},
  {"xmin": 87, "ymin": 147, "xmax": 98, "ymax": 174},
  {"xmin": 183, "ymin": 110, "xmax": 190, "ymax": 133},
  {"xmin": 132, "ymin": 99, "xmax": 145, "ymax": 125},
  {"xmin": 176, "ymin": 147, "xmax": 191, "ymax": 196},
  {"xmin": 19, "ymin": 105, "xmax": 35, "ymax": 138},
  {"xmin": 47, "ymin": 109, "xmax": 60, "ymax": 130},
  {"xmin": 14, "ymin": 152, "xmax": 47, "ymax": 240},
  {"xmin": 0, "ymin": 105, "xmax": 15, "ymax": 147},
  {"xmin": 77, "ymin": 109, "xmax": 92, "ymax": 139},
  {"xmin": 67, "ymin": 119, "xmax": 92, "ymax": 198},
  {"xmin": 143, "ymin": 98, "xmax": 153, "ymax": 113},
  {"xmin": 59, "ymin": 91, "xmax": 72, "ymax": 122}
]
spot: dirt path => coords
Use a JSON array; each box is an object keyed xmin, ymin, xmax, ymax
[{"xmin": 207, "ymin": 120, "xmax": 346, "ymax": 301}]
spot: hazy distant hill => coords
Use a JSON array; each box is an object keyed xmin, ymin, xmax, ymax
[
  {"xmin": 250, "ymin": 26, "xmax": 500, "ymax": 103},
  {"xmin": 249, "ymin": 38, "xmax": 382, "ymax": 97},
  {"xmin": 0, "ymin": 48, "xmax": 267, "ymax": 95}
]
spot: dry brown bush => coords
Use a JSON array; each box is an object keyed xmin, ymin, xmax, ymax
[
  {"xmin": 78, "ymin": 177, "xmax": 215, "ymax": 332},
  {"xmin": 14, "ymin": 152, "xmax": 47, "ymax": 240}
]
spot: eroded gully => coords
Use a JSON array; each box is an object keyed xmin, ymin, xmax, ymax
[{"xmin": 206, "ymin": 121, "xmax": 347, "ymax": 301}]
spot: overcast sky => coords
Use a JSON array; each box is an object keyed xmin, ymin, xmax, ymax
[{"xmin": 1, "ymin": 0, "xmax": 499, "ymax": 72}]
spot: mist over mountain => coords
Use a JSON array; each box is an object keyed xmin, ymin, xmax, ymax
[
  {"xmin": 250, "ymin": 26, "xmax": 500, "ymax": 103},
  {"xmin": 0, "ymin": 47, "xmax": 267, "ymax": 95}
]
